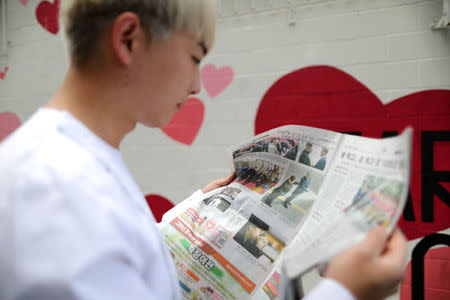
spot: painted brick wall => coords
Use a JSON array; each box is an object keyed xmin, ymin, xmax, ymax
[{"xmin": 0, "ymin": 0, "xmax": 449, "ymax": 298}]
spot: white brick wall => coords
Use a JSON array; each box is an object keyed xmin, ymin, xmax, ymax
[{"xmin": 1, "ymin": 1, "xmax": 449, "ymax": 297}]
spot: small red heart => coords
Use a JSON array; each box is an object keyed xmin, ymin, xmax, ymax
[
  {"xmin": 0, "ymin": 66, "xmax": 7, "ymax": 79},
  {"xmin": 145, "ymin": 194, "xmax": 175, "ymax": 223},
  {"xmin": 161, "ymin": 97, "xmax": 205, "ymax": 145},
  {"xmin": 36, "ymin": 0, "xmax": 60, "ymax": 35},
  {"xmin": 20, "ymin": 0, "xmax": 29, "ymax": 6},
  {"xmin": 201, "ymin": 64, "xmax": 234, "ymax": 98},
  {"xmin": 255, "ymin": 66, "xmax": 450, "ymax": 241},
  {"xmin": 0, "ymin": 112, "xmax": 22, "ymax": 143}
]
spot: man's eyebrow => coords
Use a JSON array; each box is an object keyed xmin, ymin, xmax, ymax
[{"xmin": 198, "ymin": 42, "xmax": 207, "ymax": 55}]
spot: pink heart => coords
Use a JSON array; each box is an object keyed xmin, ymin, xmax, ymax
[
  {"xmin": 201, "ymin": 64, "xmax": 234, "ymax": 98},
  {"xmin": 145, "ymin": 194, "xmax": 175, "ymax": 223},
  {"xmin": 0, "ymin": 112, "xmax": 22, "ymax": 143},
  {"xmin": 36, "ymin": 0, "xmax": 60, "ymax": 35},
  {"xmin": 20, "ymin": 0, "xmax": 29, "ymax": 6},
  {"xmin": 161, "ymin": 97, "xmax": 204, "ymax": 145}
]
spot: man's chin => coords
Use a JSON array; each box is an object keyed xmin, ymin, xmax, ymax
[
  {"xmin": 139, "ymin": 118, "xmax": 170, "ymax": 129},
  {"xmin": 138, "ymin": 109, "xmax": 179, "ymax": 129}
]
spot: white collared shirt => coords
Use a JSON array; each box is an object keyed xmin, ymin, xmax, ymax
[{"xmin": 0, "ymin": 108, "xmax": 180, "ymax": 300}]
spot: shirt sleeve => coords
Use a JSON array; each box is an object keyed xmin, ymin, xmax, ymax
[{"xmin": 303, "ymin": 279, "xmax": 356, "ymax": 300}]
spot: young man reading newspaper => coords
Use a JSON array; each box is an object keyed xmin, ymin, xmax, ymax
[{"xmin": 0, "ymin": 1, "xmax": 406, "ymax": 299}]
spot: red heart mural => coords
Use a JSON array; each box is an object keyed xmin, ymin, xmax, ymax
[
  {"xmin": 255, "ymin": 65, "xmax": 450, "ymax": 241},
  {"xmin": 201, "ymin": 64, "xmax": 234, "ymax": 98},
  {"xmin": 0, "ymin": 112, "xmax": 22, "ymax": 143},
  {"xmin": 145, "ymin": 194, "xmax": 175, "ymax": 223},
  {"xmin": 162, "ymin": 97, "xmax": 205, "ymax": 145},
  {"xmin": 0, "ymin": 66, "xmax": 8, "ymax": 80},
  {"xmin": 400, "ymin": 246, "xmax": 450, "ymax": 299},
  {"xmin": 36, "ymin": 0, "xmax": 60, "ymax": 35}
]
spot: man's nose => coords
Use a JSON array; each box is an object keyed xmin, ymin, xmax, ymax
[{"xmin": 190, "ymin": 69, "xmax": 201, "ymax": 95}]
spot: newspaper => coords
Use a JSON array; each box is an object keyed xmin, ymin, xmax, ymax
[{"xmin": 158, "ymin": 125, "xmax": 412, "ymax": 300}]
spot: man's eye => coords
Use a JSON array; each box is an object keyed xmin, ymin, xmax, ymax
[{"xmin": 192, "ymin": 56, "xmax": 201, "ymax": 64}]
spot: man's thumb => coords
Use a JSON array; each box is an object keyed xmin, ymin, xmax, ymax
[{"xmin": 359, "ymin": 226, "xmax": 387, "ymax": 255}]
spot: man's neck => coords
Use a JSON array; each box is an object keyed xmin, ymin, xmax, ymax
[{"xmin": 47, "ymin": 66, "xmax": 136, "ymax": 149}]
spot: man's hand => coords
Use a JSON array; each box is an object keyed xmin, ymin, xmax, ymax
[
  {"xmin": 201, "ymin": 172, "xmax": 236, "ymax": 193},
  {"xmin": 325, "ymin": 226, "xmax": 407, "ymax": 300}
]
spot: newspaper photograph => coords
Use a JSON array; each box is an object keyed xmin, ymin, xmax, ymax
[
  {"xmin": 260, "ymin": 164, "xmax": 323, "ymax": 225},
  {"xmin": 233, "ymin": 154, "xmax": 286, "ymax": 194},
  {"xmin": 345, "ymin": 175, "xmax": 404, "ymax": 230},
  {"xmin": 232, "ymin": 132, "xmax": 302, "ymax": 162}
]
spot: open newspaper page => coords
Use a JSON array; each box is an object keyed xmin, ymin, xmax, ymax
[
  {"xmin": 283, "ymin": 128, "xmax": 412, "ymax": 279},
  {"xmin": 159, "ymin": 125, "xmax": 342, "ymax": 300}
]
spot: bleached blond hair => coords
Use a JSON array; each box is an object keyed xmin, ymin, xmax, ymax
[{"xmin": 60, "ymin": 0, "xmax": 216, "ymax": 65}]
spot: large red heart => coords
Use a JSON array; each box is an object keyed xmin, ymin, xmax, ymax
[
  {"xmin": 0, "ymin": 112, "xmax": 22, "ymax": 143},
  {"xmin": 36, "ymin": 0, "xmax": 60, "ymax": 35},
  {"xmin": 145, "ymin": 194, "xmax": 175, "ymax": 223},
  {"xmin": 255, "ymin": 65, "xmax": 450, "ymax": 241},
  {"xmin": 161, "ymin": 97, "xmax": 205, "ymax": 145},
  {"xmin": 201, "ymin": 64, "xmax": 234, "ymax": 98}
]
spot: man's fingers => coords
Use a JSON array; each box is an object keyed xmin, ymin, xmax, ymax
[
  {"xmin": 202, "ymin": 173, "xmax": 236, "ymax": 193},
  {"xmin": 215, "ymin": 172, "xmax": 236, "ymax": 185},
  {"xmin": 380, "ymin": 229, "xmax": 407, "ymax": 272},
  {"xmin": 358, "ymin": 226, "xmax": 387, "ymax": 255}
]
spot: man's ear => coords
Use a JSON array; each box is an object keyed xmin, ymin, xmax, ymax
[{"xmin": 111, "ymin": 12, "xmax": 144, "ymax": 66}]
